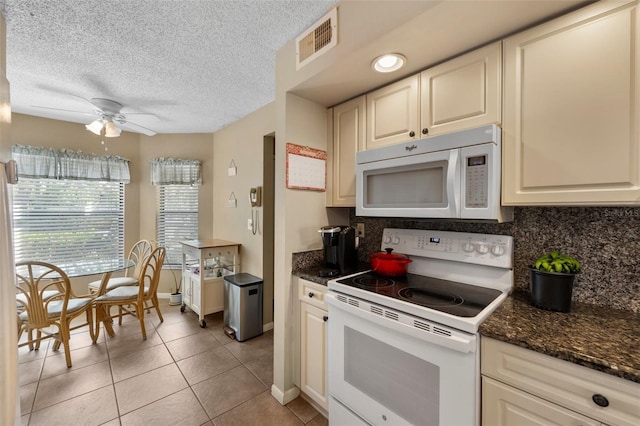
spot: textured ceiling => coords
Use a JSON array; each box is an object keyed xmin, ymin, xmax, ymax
[{"xmin": 0, "ymin": 0, "xmax": 336, "ymax": 135}]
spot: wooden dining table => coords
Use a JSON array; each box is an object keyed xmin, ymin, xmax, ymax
[
  {"xmin": 58, "ymin": 258, "xmax": 136, "ymax": 337},
  {"xmin": 15, "ymin": 257, "xmax": 135, "ymax": 344}
]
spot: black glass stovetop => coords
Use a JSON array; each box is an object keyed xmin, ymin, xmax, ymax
[{"xmin": 336, "ymin": 272, "xmax": 502, "ymax": 318}]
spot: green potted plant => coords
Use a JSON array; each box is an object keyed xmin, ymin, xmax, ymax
[{"xmin": 529, "ymin": 251, "xmax": 581, "ymax": 312}]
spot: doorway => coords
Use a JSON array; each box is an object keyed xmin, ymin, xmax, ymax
[{"xmin": 263, "ymin": 134, "xmax": 275, "ymax": 327}]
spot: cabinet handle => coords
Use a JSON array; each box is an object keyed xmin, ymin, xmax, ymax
[
  {"xmin": 592, "ymin": 394, "xmax": 609, "ymax": 407},
  {"xmin": 308, "ymin": 292, "xmax": 314, "ymax": 298},
  {"xmin": 422, "ymin": 128, "xmax": 428, "ymax": 135},
  {"xmin": 323, "ymin": 315, "xmax": 328, "ymax": 322},
  {"xmin": 409, "ymin": 130, "xmax": 415, "ymax": 137}
]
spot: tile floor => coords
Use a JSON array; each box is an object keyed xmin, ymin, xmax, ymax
[{"xmin": 18, "ymin": 299, "xmax": 327, "ymax": 426}]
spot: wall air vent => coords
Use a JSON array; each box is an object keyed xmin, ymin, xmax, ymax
[{"xmin": 296, "ymin": 7, "xmax": 338, "ymax": 70}]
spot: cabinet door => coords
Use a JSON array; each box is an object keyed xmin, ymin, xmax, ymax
[
  {"xmin": 191, "ymin": 276, "xmax": 201, "ymax": 314},
  {"xmin": 327, "ymin": 95, "xmax": 366, "ymax": 206},
  {"xmin": 182, "ymin": 273, "xmax": 192, "ymax": 306},
  {"xmin": 502, "ymin": 1, "xmax": 640, "ymax": 205},
  {"xmin": 366, "ymin": 75, "xmax": 419, "ymax": 149},
  {"xmin": 300, "ymin": 302, "xmax": 328, "ymax": 411},
  {"xmin": 482, "ymin": 377, "xmax": 600, "ymax": 426},
  {"xmin": 420, "ymin": 41, "xmax": 501, "ymax": 136}
]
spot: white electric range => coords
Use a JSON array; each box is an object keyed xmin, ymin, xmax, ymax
[{"xmin": 326, "ymin": 228, "xmax": 513, "ymax": 426}]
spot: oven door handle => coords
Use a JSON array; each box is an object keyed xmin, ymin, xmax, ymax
[{"xmin": 326, "ymin": 292, "xmax": 476, "ymax": 354}]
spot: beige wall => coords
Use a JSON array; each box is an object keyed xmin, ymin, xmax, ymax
[
  {"xmin": 271, "ymin": 89, "xmax": 349, "ymax": 403},
  {"xmin": 211, "ymin": 102, "xmax": 275, "ymax": 326},
  {"xmin": 10, "ymin": 113, "xmax": 214, "ymax": 295}
]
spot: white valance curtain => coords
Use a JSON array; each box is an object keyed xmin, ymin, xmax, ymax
[
  {"xmin": 150, "ymin": 158, "xmax": 202, "ymax": 185},
  {"xmin": 11, "ymin": 145, "xmax": 131, "ymax": 183}
]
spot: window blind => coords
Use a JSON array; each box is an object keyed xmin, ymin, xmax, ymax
[
  {"xmin": 12, "ymin": 178, "xmax": 125, "ymax": 264},
  {"xmin": 157, "ymin": 185, "xmax": 198, "ymax": 267}
]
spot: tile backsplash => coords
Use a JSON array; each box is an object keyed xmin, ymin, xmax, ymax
[{"xmin": 350, "ymin": 207, "xmax": 640, "ymax": 313}]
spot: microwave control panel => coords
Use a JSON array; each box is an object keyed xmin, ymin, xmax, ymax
[{"xmin": 464, "ymin": 154, "xmax": 488, "ymax": 208}]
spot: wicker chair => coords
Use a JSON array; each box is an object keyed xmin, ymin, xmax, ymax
[
  {"xmin": 87, "ymin": 240, "xmax": 153, "ymax": 295},
  {"xmin": 15, "ymin": 261, "xmax": 94, "ymax": 368},
  {"xmin": 92, "ymin": 246, "xmax": 165, "ymax": 342}
]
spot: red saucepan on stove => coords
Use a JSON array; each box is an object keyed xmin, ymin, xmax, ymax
[{"xmin": 369, "ymin": 248, "xmax": 412, "ymax": 276}]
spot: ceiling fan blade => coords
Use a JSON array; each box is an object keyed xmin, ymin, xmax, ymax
[
  {"xmin": 115, "ymin": 119, "xmax": 157, "ymax": 136},
  {"xmin": 121, "ymin": 112, "xmax": 158, "ymax": 118},
  {"xmin": 30, "ymin": 105, "xmax": 97, "ymax": 116}
]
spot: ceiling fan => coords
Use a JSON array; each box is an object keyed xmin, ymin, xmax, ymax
[{"xmin": 33, "ymin": 97, "xmax": 158, "ymax": 137}]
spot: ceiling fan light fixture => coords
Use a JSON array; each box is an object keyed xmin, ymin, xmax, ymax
[
  {"xmin": 104, "ymin": 121, "xmax": 121, "ymax": 137},
  {"xmin": 86, "ymin": 119, "xmax": 104, "ymax": 135},
  {"xmin": 371, "ymin": 53, "xmax": 406, "ymax": 73}
]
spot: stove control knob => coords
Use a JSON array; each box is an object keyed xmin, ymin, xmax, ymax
[
  {"xmin": 476, "ymin": 243, "xmax": 489, "ymax": 254},
  {"xmin": 491, "ymin": 245, "xmax": 505, "ymax": 256},
  {"xmin": 383, "ymin": 235, "xmax": 392, "ymax": 244},
  {"xmin": 462, "ymin": 242, "xmax": 475, "ymax": 252},
  {"xmin": 392, "ymin": 236, "xmax": 400, "ymax": 245}
]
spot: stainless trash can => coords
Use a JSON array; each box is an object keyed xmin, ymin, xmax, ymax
[{"xmin": 223, "ymin": 273, "xmax": 263, "ymax": 342}]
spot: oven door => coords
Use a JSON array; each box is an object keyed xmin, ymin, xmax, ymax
[
  {"xmin": 326, "ymin": 292, "xmax": 479, "ymax": 426},
  {"xmin": 356, "ymin": 149, "xmax": 460, "ymax": 218}
]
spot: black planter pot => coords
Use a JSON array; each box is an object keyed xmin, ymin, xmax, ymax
[{"xmin": 529, "ymin": 267, "xmax": 577, "ymax": 313}]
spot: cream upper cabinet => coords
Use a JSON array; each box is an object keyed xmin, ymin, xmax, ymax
[
  {"xmin": 365, "ymin": 75, "xmax": 419, "ymax": 149},
  {"xmin": 502, "ymin": 0, "xmax": 640, "ymax": 205},
  {"xmin": 326, "ymin": 95, "xmax": 366, "ymax": 207},
  {"xmin": 420, "ymin": 41, "xmax": 501, "ymax": 137}
]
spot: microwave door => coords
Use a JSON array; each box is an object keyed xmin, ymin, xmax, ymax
[{"xmin": 356, "ymin": 149, "xmax": 460, "ymax": 218}]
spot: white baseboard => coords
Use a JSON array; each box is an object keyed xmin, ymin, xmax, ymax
[
  {"xmin": 271, "ymin": 384, "xmax": 300, "ymax": 406},
  {"xmin": 263, "ymin": 322, "xmax": 274, "ymax": 332}
]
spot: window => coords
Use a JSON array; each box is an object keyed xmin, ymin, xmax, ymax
[
  {"xmin": 13, "ymin": 178, "xmax": 125, "ymax": 264},
  {"xmin": 157, "ymin": 184, "xmax": 199, "ymax": 267},
  {"xmin": 11, "ymin": 145, "xmax": 130, "ymax": 265},
  {"xmin": 151, "ymin": 158, "xmax": 202, "ymax": 268}
]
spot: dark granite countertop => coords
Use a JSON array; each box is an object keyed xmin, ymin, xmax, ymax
[
  {"xmin": 293, "ymin": 262, "xmax": 371, "ymax": 286},
  {"xmin": 480, "ymin": 290, "xmax": 640, "ymax": 384}
]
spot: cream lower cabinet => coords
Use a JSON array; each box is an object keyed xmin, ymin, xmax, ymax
[
  {"xmin": 326, "ymin": 95, "xmax": 366, "ymax": 207},
  {"xmin": 298, "ymin": 279, "xmax": 328, "ymax": 412},
  {"xmin": 481, "ymin": 337, "xmax": 640, "ymax": 426},
  {"xmin": 420, "ymin": 41, "xmax": 501, "ymax": 137},
  {"xmin": 483, "ymin": 377, "xmax": 601, "ymax": 426},
  {"xmin": 502, "ymin": 0, "xmax": 640, "ymax": 205}
]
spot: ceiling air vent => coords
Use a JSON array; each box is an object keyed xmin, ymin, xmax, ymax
[{"xmin": 296, "ymin": 7, "xmax": 337, "ymax": 70}]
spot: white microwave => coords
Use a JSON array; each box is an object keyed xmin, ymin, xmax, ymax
[{"xmin": 356, "ymin": 125, "xmax": 513, "ymax": 222}]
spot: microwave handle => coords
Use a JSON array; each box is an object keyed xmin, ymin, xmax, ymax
[{"xmin": 447, "ymin": 149, "xmax": 461, "ymax": 216}]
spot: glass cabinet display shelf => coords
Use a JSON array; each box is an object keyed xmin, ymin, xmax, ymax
[{"xmin": 180, "ymin": 239, "xmax": 240, "ymax": 328}]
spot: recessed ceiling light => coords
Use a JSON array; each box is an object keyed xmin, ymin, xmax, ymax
[{"xmin": 371, "ymin": 53, "xmax": 406, "ymax": 73}]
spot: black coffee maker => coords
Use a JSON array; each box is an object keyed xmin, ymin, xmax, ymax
[{"xmin": 318, "ymin": 225, "xmax": 357, "ymax": 277}]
